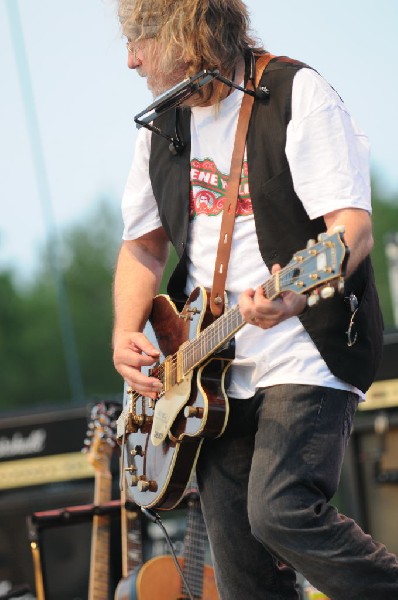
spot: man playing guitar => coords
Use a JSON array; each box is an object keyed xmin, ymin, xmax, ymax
[{"xmin": 112, "ymin": 1, "xmax": 398, "ymax": 598}]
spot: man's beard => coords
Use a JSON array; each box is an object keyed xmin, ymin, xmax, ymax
[{"xmin": 138, "ymin": 64, "xmax": 188, "ymax": 99}]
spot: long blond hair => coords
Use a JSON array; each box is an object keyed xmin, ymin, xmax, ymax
[{"xmin": 118, "ymin": 0, "xmax": 262, "ymax": 79}]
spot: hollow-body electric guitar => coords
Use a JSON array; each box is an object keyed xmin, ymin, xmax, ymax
[{"xmin": 117, "ymin": 230, "xmax": 348, "ymax": 510}]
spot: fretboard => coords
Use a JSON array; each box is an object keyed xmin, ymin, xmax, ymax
[
  {"xmin": 126, "ymin": 508, "xmax": 143, "ymax": 573},
  {"xmin": 88, "ymin": 470, "xmax": 112, "ymax": 600},
  {"xmin": 152, "ymin": 303, "xmax": 243, "ymax": 392}
]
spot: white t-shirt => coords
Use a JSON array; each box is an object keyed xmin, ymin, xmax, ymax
[{"xmin": 121, "ymin": 67, "xmax": 371, "ymax": 399}]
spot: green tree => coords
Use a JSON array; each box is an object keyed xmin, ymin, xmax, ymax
[
  {"xmin": 62, "ymin": 199, "xmax": 122, "ymax": 400},
  {"xmin": 0, "ymin": 199, "xmax": 123, "ymax": 409}
]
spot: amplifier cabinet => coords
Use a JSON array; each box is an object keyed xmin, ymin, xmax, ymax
[
  {"xmin": 0, "ymin": 404, "xmax": 121, "ymax": 599},
  {"xmin": 340, "ymin": 331, "xmax": 398, "ymax": 556}
]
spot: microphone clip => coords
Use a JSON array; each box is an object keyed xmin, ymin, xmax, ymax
[{"xmin": 134, "ymin": 67, "xmax": 270, "ymax": 154}]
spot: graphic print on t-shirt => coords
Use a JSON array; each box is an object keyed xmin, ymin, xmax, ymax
[{"xmin": 190, "ymin": 157, "xmax": 252, "ymax": 219}]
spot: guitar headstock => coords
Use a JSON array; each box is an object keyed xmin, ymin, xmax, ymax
[
  {"xmin": 82, "ymin": 401, "xmax": 122, "ymax": 473},
  {"xmin": 271, "ymin": 227, "xmax": 349, "ymax": 306}
]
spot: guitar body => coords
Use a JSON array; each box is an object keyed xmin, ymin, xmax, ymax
[
  {"xmin": 114, "ymin": 569, "xmax": 139, "ymax": 600},
  {"xmin": 124, "ymin": 288, "xmax": 231, "ymax": 509},
  {"xmin": 135, "ymin": 556, "xmax": 218, "ymax": 600}
]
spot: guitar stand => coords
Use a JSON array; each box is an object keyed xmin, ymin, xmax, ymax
[{"xmin": 26, "ymin": 500, "xmax": 121, "ymax": 600}]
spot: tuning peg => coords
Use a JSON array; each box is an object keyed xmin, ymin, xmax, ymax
[
  {"xmin": 337, "ymin": 277, "xmax": 345, "ymax": 293},
  {"xmin": 333, "ymin": 225, "xmax": 345, "ymax": 234},
  {"xmin": 317, "ymin": 232, "xmax": 329, "ymax": 242},
  {"xmin": 307, "ymin": 293, "xmax": 319, "ymax": 307},
  {"xmin": 320, "ymin": 286, "xmax": 335, "ymax": 299}
]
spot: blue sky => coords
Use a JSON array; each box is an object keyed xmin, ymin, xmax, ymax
[{"xmin": 1, "ymin": 0, "xmax": 397, "ymax": 282}]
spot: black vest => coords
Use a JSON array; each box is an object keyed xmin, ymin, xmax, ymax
[{"xmin": 148, "ymin": 56, "xmax": 384, "ymax": 393}]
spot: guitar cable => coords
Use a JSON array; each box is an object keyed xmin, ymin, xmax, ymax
[{"xmin": 141, "ymin": 507, "xmax": 195, "ymax": 600}]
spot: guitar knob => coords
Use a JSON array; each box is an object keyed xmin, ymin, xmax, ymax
[
  {"xmin": 125, "ymin": 465, "xmax": 137, "ymax": 473},
  {"xmin": 137, "ymin": 479, "xmax": 158, "ymax": 493},
  {"xmin": 184, "ymin": 406, "xmax": 204, "ymax": 419},
  {"xmin": 131, "ymin": 414, "xmax": 145, "ymax": 429},
  {"xmin": 130, "ymin": 445, "xmax": 145, "ymax": 457},
  {"xmin": 320, "ymin": 286, "xmax": 335, "ymax": 299},
  {"xmin": 137, "ymin": 479, "xmax": 149, "ymax": 492}
]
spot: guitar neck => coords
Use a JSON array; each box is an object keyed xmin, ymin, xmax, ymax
[
  {"xmin": 153, "ymin": 302, "xmax": 243, "ymax": 392},
  {"xmin": 151, "ymin": 230, "xmax": 347, "ymax": 391},
  {"xmin": 181, "ymin": 496, "xmax": 208, "ymax": 599},
  {"xmin": 88, "ymin": 470, "xmax": 112, "ymax": 600},
  {"xmin": 121, "ymin": 486, "xmax": 143, "ymax": 577},
  {"xmin": 126, "ymin": 510, "xmax": 143, "ymax": 574}
]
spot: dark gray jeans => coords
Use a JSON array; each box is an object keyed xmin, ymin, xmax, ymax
[{"xmin": 196, "ymin": 384, "xmax": 398, "ymax": 599}]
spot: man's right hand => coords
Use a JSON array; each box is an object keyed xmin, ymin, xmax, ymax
[{"xmin": 113, "ymin": 331, "xmax": 163, "ymax": 399}]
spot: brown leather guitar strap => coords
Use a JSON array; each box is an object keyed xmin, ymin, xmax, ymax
[{"xmin": 210, "ymin": 52, "xmax": 275, "ymax": 316}]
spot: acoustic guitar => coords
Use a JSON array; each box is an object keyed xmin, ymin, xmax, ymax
[
  {"xmin": 84, "ymin": 402, "xmax": 121, "ymax": 600},
  {"xmin": 135, "ymin": 480, "xmax": 218, "ymax": 599},
  {"xmin": 117, "ymin": 230, "xmax": 348, "ymax": 510}
]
